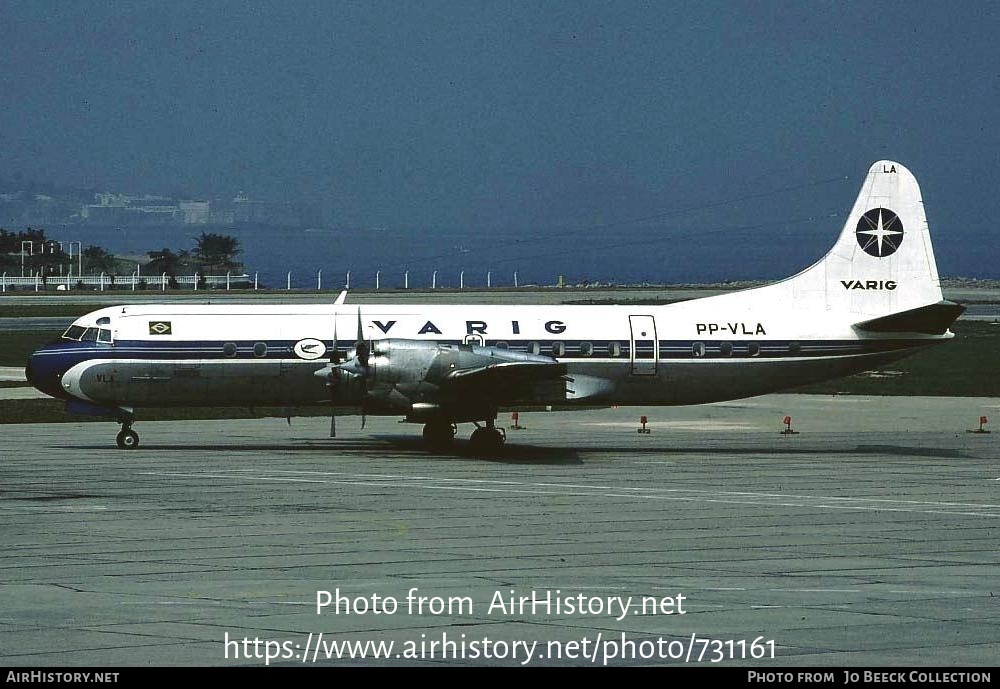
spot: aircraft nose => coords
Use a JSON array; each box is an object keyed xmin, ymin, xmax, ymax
[{"xmin": 26, "ymin": 345, "xmax": 70, "ymax": 399}]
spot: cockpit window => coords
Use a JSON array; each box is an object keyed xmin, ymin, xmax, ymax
[
  {"xmin": 62, "ymin": 325, "xmax": 86, "ymax": 340},
  {"xmin": 97, "ymin": 328, "xmax": 113, "ymax": 344},
  {"xmin": 80, "ymin": 327, "xmax": 99, "ymax": 342}
]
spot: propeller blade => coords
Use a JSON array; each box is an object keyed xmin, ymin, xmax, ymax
[
  {"xmin": 331, "ymin": 314, "xmax": 340, "ymax": 363},
  {"xmin": 329, "ymin": 309, "xmax": 340, "ymax": 438},
  {"xmin": 355, "ymin": 307, "xmax": 370, "ymax": 368},
  {"xmin": 359, "ymin": 368, "xmax": 369, "ymax": 429}
]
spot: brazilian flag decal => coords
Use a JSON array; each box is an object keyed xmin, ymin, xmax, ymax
[{"xmin": 148, "ymin": 321, "xmax": 172, "ymax": 335}]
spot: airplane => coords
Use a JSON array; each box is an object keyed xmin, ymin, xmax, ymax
[{"xmin": 26, "ymin": 161, "xmax": 964, "ymax": 453}]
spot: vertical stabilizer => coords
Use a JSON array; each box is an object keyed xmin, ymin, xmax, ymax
[{"xmin": 781, "ymin": 161, "xmax": 944, "ymax": 318}]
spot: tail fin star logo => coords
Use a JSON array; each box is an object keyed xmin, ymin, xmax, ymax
[{"xmin": 856, "ymin": 208, "xmax": 904, "ymax": 257}]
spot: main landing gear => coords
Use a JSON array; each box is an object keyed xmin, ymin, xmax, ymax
[
  {"xmin": 469, "ymin": 419, "xmax": 506, "ymax": 454},
  {"xmin": 422, "ymin": 421, "xmax": 457, "ymax": 449},
  {"xmin": 421, "ymin": 418, "xmax": 506, "ymax": 454}
]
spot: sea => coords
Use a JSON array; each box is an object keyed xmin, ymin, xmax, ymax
[
  {"xmin": 38, "ymin": 218, "xmax": 985, "ymax": 290},
  {"xmin": 36, "ymin": 222, "xmax": 844, "ymax": 290}
]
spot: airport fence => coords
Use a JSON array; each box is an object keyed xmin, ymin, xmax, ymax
[
  {"xmin": 0, "ymin": 269, "xmax": 535, "ymax": 292},
  {"xmin": 0, "ymin": 272, "xmax": 254, "ymax": 292}
]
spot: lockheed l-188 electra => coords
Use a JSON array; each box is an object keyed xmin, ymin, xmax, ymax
[{"xmin": 26, "ymin": 161, "xmax": 963, "ymax": 453}]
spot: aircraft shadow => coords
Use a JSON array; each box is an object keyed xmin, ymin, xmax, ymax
[
  {"xmin": 371, "ymin": 434, "xmax": 584, "ymax": 465},
  {"xmin": 62, "ymin": 438, "xmax": 584, "ymax": 465}
]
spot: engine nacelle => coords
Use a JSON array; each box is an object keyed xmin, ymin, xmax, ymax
[
  {"xmin": 323, "ymin": 339, "xmax": 560, "ymax": 412},
  {"xmin": 368, "ymin": 339, "xmax": 447, "ymax": 386}
]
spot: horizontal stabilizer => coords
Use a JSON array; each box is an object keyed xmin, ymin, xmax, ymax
[{"xmin": 854, "ymin": 301, "xmax": 965, "ymax": 335}]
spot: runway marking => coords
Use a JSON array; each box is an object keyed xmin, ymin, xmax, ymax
[
  {"xmin": 665, "ymin": 585, "xmax": 983, "ymax": 597},
  {"xmin": 769, "ymin": 588, "xmax": 862, "ymax": 593},
  {"xmin": 679, "ymin": 587, "xmax": 747, "ymax": 591},
  {"xmin": 581, "ymin": 421, "xmax": 759, "ymax": 430},
  {"xmin": 232, "ymin": 468, "xmax": 1000, "ymax": 510},
  {"xmin": 137, "ymin": 470, "xmax": 1000, "ymax": 518},
  {"xmin": 0, "ymin": 505, "xmax": 108, "ymax": 512},
  {"xmin": 119, "ymin": 601, "xmax": 221, "ymax": 606}
]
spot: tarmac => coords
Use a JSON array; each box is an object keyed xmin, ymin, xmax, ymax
[
  {"xmin": 1, "ymin": 394, "xmax": 997, "ymax": 667},
  {"xmin": 0, "ymin": 367, "xmax": 27, "ymax": 383}
]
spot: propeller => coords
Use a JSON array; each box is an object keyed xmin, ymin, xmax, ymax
[
  {"xmin": 325, "ymin": 308, "xmax": 374, "ymax": 434},
  {"xmin": 328, "ymin": 314, "xmax": 340, "ymax": 437},
  {"xmin": 354, "ymin": 308, "xmax": 371, "ymax": 429}
]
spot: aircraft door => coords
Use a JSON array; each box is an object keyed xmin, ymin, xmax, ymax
[{"xmin": 629, "ymin": 315, "xmax": 657, "ymax": 375}]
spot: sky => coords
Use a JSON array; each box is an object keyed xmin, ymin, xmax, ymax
[{"xmin": 0, "ymin": 1, "xmax": 998, "ymax": 276}]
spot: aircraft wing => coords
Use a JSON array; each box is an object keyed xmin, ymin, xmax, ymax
[
  {"xmin": 440, "ymin": 359, "xmax": 568, "ymax": 403},
  {"xmin": 444, "ymin": 359, "xmax": 567, "ymax": 384}
]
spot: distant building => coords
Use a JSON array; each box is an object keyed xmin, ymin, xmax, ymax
[
  {"xmin": 82, "ymin": 193, "xmax": 181, "ymax": 225},
  {"xmin": 0, "ymin": 187, "xmax": 328, "ymax": 229},
  {"xmin": 179, "ymin": 201, "xmax": 211, "ymax": 224},
  {"xmin": 216, "ymin": 192, "xmax": 322, "ymax": 228}
]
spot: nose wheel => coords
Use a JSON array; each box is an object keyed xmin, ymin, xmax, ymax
[{"xmin": 116, "ymin": 426, "xmax": 140, "ymax": 450}]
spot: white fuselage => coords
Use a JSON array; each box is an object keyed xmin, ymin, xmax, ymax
[{"xmin": 37, "ymin": 295, "xmax": 945, "ymax": 415}]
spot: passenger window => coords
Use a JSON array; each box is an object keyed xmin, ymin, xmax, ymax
[
  {"xmin": 81, "ymin": 328, "xmax": 99, "ymax": 342},
  {"xmin": 528, "ymin": 342, "xmax": 540, "ymax": 355},
  {"xmin": 580, "ymin": 341, "xmax": 593, "ymax": 357},
  {"xmin": 552, "ymin": 341, "xmax": 565, "ymax": 357},
  {"xmin": 748, "ymin": 342, "xmax": 761, "ymax": 357},
  {"xmin": 692, "ymin": 342, "xmax": 705, "ymax": 358},
  {"xmin": 253, "ymin": 342, "xmax": 268, "ymax": 358},
  {"xmin": 97, "ymin": 328, "xmax": 113, "ymax": 344},
  {"xmin": 608, "ymin": 342, "xmax": 622, "ymax": 358},
  {"xmin": 495, "ymin": 341, "xmax": 509, "ymax": 349},
  {"xmin": 223, "ymin": 342, "xmax": 238, "ymax": 358},
  {"xmin": 720, "ymin": 342, "xmax": 733, "ymax": 357}
]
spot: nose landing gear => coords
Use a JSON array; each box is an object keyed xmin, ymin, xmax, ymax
[
  {"xmin": 116, "ymin": 426, "xmax": 140, "ymax": 449},
  {"xmin": 115, "ymin": 409, "xmax": 139, "ymax": 449}
]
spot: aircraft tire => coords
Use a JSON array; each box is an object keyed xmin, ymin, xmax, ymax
[
  {"xmin": 469, "ymin": 427, "xmax": 504, "ymax": 455},
  {"xmin": 116, "ymin": 429, "xmax": 140, "ymax": 450},
  {"xmin": 423, "ymin": 422, "xmax": 455, "ymax": 449}
]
